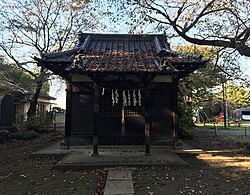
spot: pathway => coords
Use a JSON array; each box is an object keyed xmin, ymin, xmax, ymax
[{"xmin": 104, "ymin": 168, "xmax": 135, "ymax": 195}]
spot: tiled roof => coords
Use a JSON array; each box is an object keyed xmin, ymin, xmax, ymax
[
  {"xmin": 0, "ymin": 79, "xmax": 30, "ymax": 99},
  {"xmin": 38, "ymin": 33, "xmax": 208, "ymax": 77}
]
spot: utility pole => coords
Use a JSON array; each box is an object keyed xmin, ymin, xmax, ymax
[
  {"xmin": 222, "ymin": 81, "xmax": 228, "ymax": 128},
  {"xmin": 222, "ymin": 82, "xmax": 227, "ymax": 128},
  {"xmin": 225, "ymin": 83, "xmax": 229, "ymax": 127}
]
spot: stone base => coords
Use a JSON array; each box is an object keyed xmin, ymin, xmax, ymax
[{"xmin": 60, "ymin": 141, "xmax": 69, "ymax": 149}]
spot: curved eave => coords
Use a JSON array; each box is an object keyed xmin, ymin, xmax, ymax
[
  {"xmin": 170, "ymin": 58, "xmax": 209, "ymax": 66},
  {"xmin": 36, "ymin": 59, "xmax": 72, "ymax": 79}
]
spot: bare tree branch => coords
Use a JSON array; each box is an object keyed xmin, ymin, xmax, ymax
[
  {"xmin": 0, "ymin": 44, "xmax": 36, "ymax": 77},
  {"xmin": 135, "ymin": 0, "xmax": 250, "ymax": 57},
  {"xmin": 0, "ymin": 0, "xmax": 101, "ymax": 117}
]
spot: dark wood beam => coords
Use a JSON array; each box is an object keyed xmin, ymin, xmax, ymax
[
  {"xmin": 144, "ymin": 90, "xmax": 151, "ymax": 156},
  {"xmin": 64, "ymin": 81, "xmax": 72, "ymax": 149},
  {"xmin": 172, "ymin": 81, "xmax": 178, "ymax": 148},
  {"xmin": 92, "ymin": 84, "xmax": 99, "ymax": 156},
  {"xmin": 121, "ymin": 104, "xmax": 125, "ymax": 136}
]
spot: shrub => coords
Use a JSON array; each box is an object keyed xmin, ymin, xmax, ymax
[
  {"xmin": 26, "ymin": 112, "xmax": 53, "ymax": 132},
  {"xmin": 177, "ymin": 100, "xmax": 195, "ymax": 139},
  {"xmin": 8, "ymin": 131, "xmax": 39, "ymax": 140},
  {"xmin": 178, "ymin": 117, "xmax": 194, "ymax": 139}
]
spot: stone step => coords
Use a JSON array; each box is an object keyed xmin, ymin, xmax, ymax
[
  {"xmin": 99, "ymin": 135, "xmax": 145, "ymax": 145},
  {"xmin": 104, "ymin": 170, "xmax": 135, "ymax": 195}
]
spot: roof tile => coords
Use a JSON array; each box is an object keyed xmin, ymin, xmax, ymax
[{"xmin": 37, "ymin": 33, "xmax": 208, "ymax": 77}]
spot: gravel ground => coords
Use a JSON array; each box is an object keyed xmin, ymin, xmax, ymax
[
  {"xmin": 133, "ymin": 134, "xmax": 250, "ymax": 195},
  {"xmin": 0, "ymin": 133, "xmax": 106, "ymax": 195},
  {"xmin": 0, "ymin": 131, "xmax": 249, "ymax": 195}
]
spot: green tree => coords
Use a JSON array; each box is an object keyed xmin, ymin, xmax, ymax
[
  {"xmin": 175, "ymin": 45, "xmax": 245, "ymax": 126},
  {"xmin": 0, "ymin": 0, "xmax": 101, "ymax": 118},
  {"xmin": 228, "ymin": 83, "xmax": 250, "ymax": 109},
  {"xmin": 176, "ymin": 45, "xmax": 225, "ymax": 110},
  {"xmin": 202, "ymin": 97, "xmax": 223, "ymax": 120},
  {"xmin": 216, "ymin": 81, "xmax": 250, "ymax": 111},
  {"xmin": 1, "ymin": 54, "xmax": 33, "ymax": 90},
  {"xmin": 0, "ymin": 53, "xmax": 50, "ymax": 95}
]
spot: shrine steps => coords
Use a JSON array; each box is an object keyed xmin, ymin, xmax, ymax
[{"xmin": 60, "ymin": 134, "xmax": 179, "ymax": 148}]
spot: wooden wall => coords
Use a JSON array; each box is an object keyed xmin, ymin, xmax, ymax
[{"xmin": 64, "ymin": 81, "xmax": 177, "ymax": 145}]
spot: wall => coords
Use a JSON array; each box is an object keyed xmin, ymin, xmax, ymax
[
  {"xmin": 0, "ymin": 95, "xmax": 14, "ymax": 126},
  {"xmin": 150, "ymin": 83, "xmax": 175, "ymax": 137},
  {"xmin": 66, "ymin": 81, "xmax": 177, "ymax": 145},
  {"xmin": 70, "ymin": 93, "xmax": 94, "ymax": 135}
]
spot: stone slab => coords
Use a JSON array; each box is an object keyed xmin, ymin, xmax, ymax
[
  {"xmin": 54, "ymin": 147, "xmax": 187, "ymax": 170},
  {"xmin": 32, "ymin": 142, "xmax": 208, "ymax": 170},
  {"xmin": 104, "ymin": 170, "xmax": 135, "ymax": 195},
  {"xmin": 107, "ymin": 170, "xmax": 133, "ymax": 181},
  {"xmin": 30, "ymin": 142, "xmax": 72, "ymax": 158},
  {"xmin": 104, "ymin": 181, "xmax": 135, "ymax": 195}
]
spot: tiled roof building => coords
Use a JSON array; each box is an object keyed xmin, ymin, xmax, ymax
[
  {"xmin": 39, "ymin": 33, "xmax": 207, "ymax": 76},
  {"xmin": 36, "ymin": 33, "xmax": 208, "ymax": 154}
]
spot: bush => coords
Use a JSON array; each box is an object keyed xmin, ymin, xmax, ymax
[
  {"xmin": 26, "ymin": 112, "xmax": 53, "ymax": 132},
  {"xmin": 8, "ymin": 131, "xmax": 39, "ymax": 140},
  {"xmin": 177, "ymin": 100, "xmax": 195, "ymax": 139},
  {"xmin": 178, "ymin": 117, "xmax": 194, "ymax": 139}
]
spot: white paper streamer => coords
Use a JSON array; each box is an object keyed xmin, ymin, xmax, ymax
[
  {"xmin": 133, "ymin": 90, "xmax": 137, "ymax": 106},
  {"xmin": 111, "ymin": 89, "xmax": 115, "ymax": 106},
  {"xmin": 115, "ymin": 89, "xmax": 119, "ymax": 103},
  {"xmin": 102, "ymin": 88, "xmax": 105, "ymax": 95},
  {"xmin": 138, "ymin": 89, "xmax": 141, "ymax": 106},
  {"xmin": 111, "ymin": 89, "xmax": 142, "ymax": 107},
  {"xmin": 127, "ymin": 90, "xmax": 131, "ymax": 106},
  {"xmin": 123, "ymin": 90, "xmax": 127, "ymax": 106}
]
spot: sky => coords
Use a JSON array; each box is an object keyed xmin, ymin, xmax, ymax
[
  {"xmin": 2, "ymin": 0, "xmax": 248, "ymax": 109},
  {"xmin": 49, "ymin": 2, "xmax": 162, "ymax": 109},
  {"xmin": 50, "ymin": 44, "xmax": 249, "ymax": 110},
  {"xmin": 49, "ymin": 7, "xmax": 250, "ymax": 109}
]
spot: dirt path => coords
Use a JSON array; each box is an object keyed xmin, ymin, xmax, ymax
[
  {"xmin": 0, "ymin": 132, "xmax": 249, "ymax": 195},
  {"xmin": 133, "ymin": 134, "xmax": 250, "ymax": 195},
  {"xmin": 133, "ymin": 153, "xmax": 249, "ymax": 195},
  {"xmin": 0, "ymin": 133, "xmax": 106, "ymax": 195}
]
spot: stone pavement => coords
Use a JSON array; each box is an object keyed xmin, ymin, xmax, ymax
[
  {"xmin": 55, "ymin": 146, "xmax": 188, "ymax": 169},
  {"xmin": 32, "ymin": 142, "xmax": 207, "ymax": 194},
  {"xmin": 32, "ymin": 142, "xmax": 206, "ymax": 169},
  {"xmin": 103, "ymin": 168, "xmax": 135, "ymax": 195}
]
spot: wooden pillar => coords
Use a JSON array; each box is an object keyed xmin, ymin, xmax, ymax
[
  {"xmin": 92, "ymin": 84, "xmax": 99, "ymax": 156},
  {"xmin": 121, "ymin": 104, "xmax": 125, "ymax": 136},
  {"xmin": 121, "ymin": 90, "xmax": 126, "ymax": 136},
  {"xmin": 145, "ymin": 90, "xmax": 151, "ymax": 156},
  {"xmin": 172, "ymin": 81, "xmax": 178, "ymax": 148},
  {"xmin": 63, "ymin": 82, "xmax": 72, "ymax": 149}
]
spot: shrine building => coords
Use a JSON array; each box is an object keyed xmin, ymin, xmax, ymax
[{"xmin": 36, "ymin": 33, "xmax": 208, "ymax": 155}]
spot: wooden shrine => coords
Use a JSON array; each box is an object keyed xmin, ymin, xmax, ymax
[{"xmin": 36, "ymin": 33, "xmax": 208, "ymax": 155}]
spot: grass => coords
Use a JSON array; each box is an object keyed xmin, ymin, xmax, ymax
[{"xmin": 195, "ymin": 121, "xmax": 250, "ymax": 130}]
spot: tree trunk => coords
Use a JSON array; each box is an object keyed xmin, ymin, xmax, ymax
[
  {"xmin": 27, "ymin": 80, "xmax": 43, "ymax": 119},
  {"xmin": 27, "ymin": 66, "xmax": 47, "ymax": 119}
]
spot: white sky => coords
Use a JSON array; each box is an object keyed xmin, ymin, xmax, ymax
[
  {"xmin": 48, "ymin": 2, "xmax": 250, "ymax": 109},
  {"xmin": 49, "ymin": 45, "xmax": 249, "ymax": 110},
  {"xmin": 1, "ymin": 1, "xmax": 249, "ymax": 109}
]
